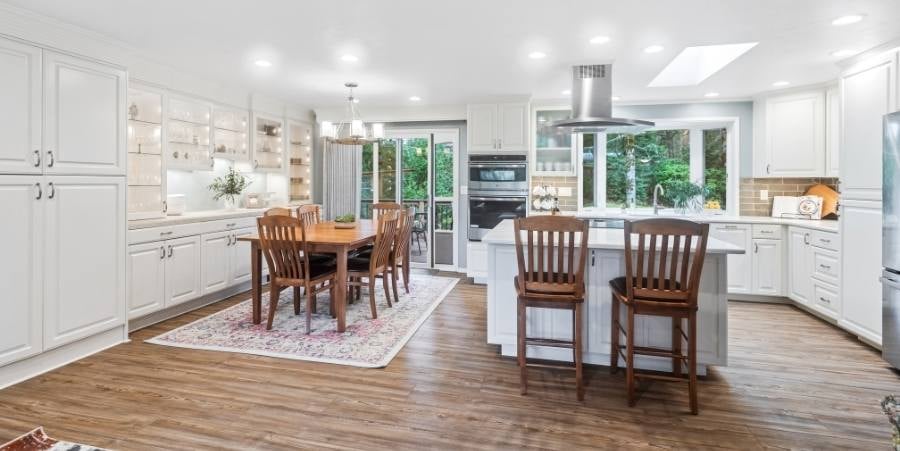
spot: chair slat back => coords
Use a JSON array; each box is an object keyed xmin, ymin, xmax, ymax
[
  {"xmin": 264, "ymin": 207, "xmax": 292, "ymax": 217},
  {"xmin": 257, "ymin": 215, "xmax": 309, "ymax": 282},
  {"xmin": 623, "ymin": 218, "xmax": 709, "ymax": 305},
  {"xmin": 394, "ymin": 208, "xmax": 414, "ymax": 264},
  {"xmin": 370, "ymin": 211, "xmax": 400, "ymax": 272},
  {"xmin": 372, "ymin": 202, "xmax": 402, "ymax": 220},
  {"xmin": 513, "ymin": 216, "xmax": 589, "ymax": 298},
  {"xmin": 296, "ymin": 204, "xmax": 321, "ymax": 226}
]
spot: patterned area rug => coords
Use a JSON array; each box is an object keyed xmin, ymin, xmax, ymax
[
  {"xmin": 0, "ymin": 427, "xmax": 106, "ymax": 451},
  {"xmin": 147, "ymin": 275, "xmax": 459, "ymax": 368}
]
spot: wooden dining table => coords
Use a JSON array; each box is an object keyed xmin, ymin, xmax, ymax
[{"xmin": 237, "ymin": 219, "xmax": 377, "ymax": 333}]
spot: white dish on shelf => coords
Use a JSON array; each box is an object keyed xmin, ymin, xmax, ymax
[{"xmin": 167, "ymin": 194, "xmax": 186, "ymax": 216}]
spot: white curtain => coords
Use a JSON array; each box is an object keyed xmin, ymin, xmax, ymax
[{"xmin": 322, "ymin": 142, "xmax": 362, "ymax": 220}]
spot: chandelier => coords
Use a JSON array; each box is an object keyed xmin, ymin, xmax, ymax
[{"xmin": 320, "ymin": 82, "xmax": 384, "ymax": 145}]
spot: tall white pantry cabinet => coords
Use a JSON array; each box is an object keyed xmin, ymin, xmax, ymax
[{"xmin": 0, "ymin": 35, "xmax": 127, "ymax": 384}]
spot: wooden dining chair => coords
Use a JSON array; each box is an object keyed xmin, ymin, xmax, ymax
[
  {"xmin": 296, "ymin": 204, "xmax": 321, "ymax": 225},
  {"xmin": 257, "ymin": 215, "xmax": 337, "ymax": 332},
  {"xmin": 264, "ymin": 207, "xmax": 293, "ymax": 217},
  {"xmin": 372, "ymin": 202, "xmax": 402, "ymax": 218},
  {"xmin": 609, "ymin": 218, "xmax": 709, "ymax": 414},
  {"xmin": 514, "ymin": 216, "xmax": 589, "ymax": 401},
  {"xmin": 346, "ymin": 211, "xmax": 400, "ymax": 319},
  {"xmin": 393, "ymin": 208, "xmax": 414, "ymax": 296}
]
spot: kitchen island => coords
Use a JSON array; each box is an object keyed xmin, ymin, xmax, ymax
[{"xmin": 483, "ymin": 219, "xmax": 744, "ymax": 373}]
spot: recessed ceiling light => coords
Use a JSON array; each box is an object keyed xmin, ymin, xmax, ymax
[
  {"xmin": 832, "ymin": 15, "xmax": 864, "ymax": 26},
  {"xmin": 352, "ymin": 98, "xmax": 360, "ymax": 103},
  {"xmin": 561, "ymin": 89, "xmax": 571, "ymax": 95},
  {"xmin": 704, "ymin": 92, "xmax": 720, "ymax": 98},
  {"xmin": 611, "ymin": 96, "xmax": 621, "ymax": 101},
  {"xmin": 648, "ymin": 42, "xmax": 758, "ymax": 87},
  {"xmin": 772, "ymin": 80, "xmax": 790, "ymax": 87},
  {"xmin": 589, "ymin": 36, "xmax": 610, "ymax": 45},
  {"xmin": 643, "ymin": 45, "xmax": 664, "ymax": 54},
  {"xmin": 528, "ymin": 51, "xmax": 547, "ymax": 59},
  {"xmin": 409, "ymin": 96, "xmax": 421, "ymax": 102},
  {"xmin": 341, "ymin": 54, "xmax": 359, "ymax": 62},
  {"xmin": 254, "ymin": 59, "xmax": 272, "ymax": 68},
  {"xmin": 830, "ymin": 49, "xmax": 856, "ymax": 58}
]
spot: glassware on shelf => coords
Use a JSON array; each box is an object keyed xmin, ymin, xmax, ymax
[
  {"xmin": 128, "ymin": 87, "xmax": 166, "ymax": 219},
  {"xmin": 534, "ymin": 108, "xmax": 576, "ymax": 174},
  {"xmin": 213, "ymin": 108, "xmax": 249, "ymax": 161},
  {"xmin": 288, "ymin": 121, "xmax": 313, "ymax": 202},
  {"xmin": 254, "ymin": 116, "xmax": 284, "ymax": 171},
  {"xmin": 168, "ymin": 98, "xmax": 212, "ymax": 170}
]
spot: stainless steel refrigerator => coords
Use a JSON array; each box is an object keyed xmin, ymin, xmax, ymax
[{"xmin": 883, "ymin": 111, "xmax": 900, "ymax": 367}]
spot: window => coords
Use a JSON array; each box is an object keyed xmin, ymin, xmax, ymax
[
  {"xmin": 581, "ymin": 123, "xmax": 732, "ymax": 212},
  {"xmin": 361, "ymin": 143, "xmax": 374, "ymax": 219}
]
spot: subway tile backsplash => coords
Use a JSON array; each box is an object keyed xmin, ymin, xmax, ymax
[
  {"xmin": 530, "ymin": 176, "xmax": 579, "ymax": 211},
  {"xmin": 739, "ymin": 177, "xmax": 839, "ymax": 216}
]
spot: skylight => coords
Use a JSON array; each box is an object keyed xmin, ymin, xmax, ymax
[{"xmin": 648, "ymin": 42, "xmax": 758, "ymax": 87}]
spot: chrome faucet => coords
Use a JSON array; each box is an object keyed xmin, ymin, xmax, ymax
[{"xmin": 653, "ymin": 184, "xmax": 665, "ymax": 215}]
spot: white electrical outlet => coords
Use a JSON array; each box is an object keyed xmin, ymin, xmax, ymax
[{"xmin": 759, "ymin": 189, "xmax": 769, "ymax": 201}]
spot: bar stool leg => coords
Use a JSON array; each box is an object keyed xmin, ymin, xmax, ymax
[
  {"xmin": 610, "ymin": 294, "xmax": 620, "ymax": 374},
  {"xmin": 574, "ymin": 303, "xmax": 584, "ymax": 401},
  {"xmin": 626, "ymin": 305, "xmax": 636, "ymax": 407},
  {"xmin": 517, "ymin": 299, "xmax": 527, "ymax": 395},
  {"xmin": 672, "ymin": 317, "xmax": 683, "ymax": 377},
  {"xmin": 688, "ymin": 312, "xmax": 698, "ymax": 415}
]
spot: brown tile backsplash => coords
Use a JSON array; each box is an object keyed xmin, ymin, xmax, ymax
[{"xmin": 739, "ymin": 177, "xmax": 839, "ymax": 216}]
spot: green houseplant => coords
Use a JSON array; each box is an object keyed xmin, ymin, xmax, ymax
[
  {"xmin": 208, "ymin": 167, "xmax": 250, "ymax": 209},
  {"xmin": 664, "ymin": 180, "xmax": 710, "ymax": 214}
]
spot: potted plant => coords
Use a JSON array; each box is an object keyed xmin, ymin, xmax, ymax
[
  {"xmin": 664, "ymin": 180, "xmax": 710, "ymax": 214},
  {"xmin": 208, "ymin": 167, "xmax": 250, "ymax": 210},
  {"xmin": 334, "ymin": 213, "xmax": 357, "ymax": 229}
]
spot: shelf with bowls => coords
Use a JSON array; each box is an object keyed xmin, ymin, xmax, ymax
[
  {"xmin": 127, "ymin": 86, "xmax": 166, "ymax": 220},
  {"xmin": 532, "ymin": 106, "xmax": 577, "ymax": 176}
]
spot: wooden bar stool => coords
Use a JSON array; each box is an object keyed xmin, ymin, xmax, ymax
[
  {"xmin": 609, "ymin": 218, "xmax": 709, "ymax": 414},
  {"xmin": 513, "ymin": 216, "xmax": 589, "ymax": 401}
]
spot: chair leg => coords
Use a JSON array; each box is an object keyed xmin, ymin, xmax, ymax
[
  {"xmin": 266, "ymin": 283, "xmax": 280, "ymax": 330},
  {"xmin": 688, "ymin": 313, "xmax": 699, "ymax": 415},
  {"xmin": 672, "ymin": 317, "xmax": 683, "ymax": 378},
  {"xmin": 403, "ymin": 262, "xmax": 410, "ymax": 294},
  {"xmin": 382, "ymin": 271, "xmax": 393, "ymax": 308},
  {"xmin": 293, "ymin": 287, "xmax": 301, "ymax": 315},
  {"xmin": 626, "ymin": 306, "xmax": 636, "ymax": 407},
  {"xmin": 329, "ymin": 283, "xmax": 336, "ymax": 318},
  {"xmin": 574, "ymin": 303, "xmax": 584, "ymax": 402},
  {"xmin": 390, "ymin": 263, "xmax": 400, "ymax": 305},
  {"xmin": 610, "ymin": 294, "xmax": 620, "ymax": 374},
  {"xmin": 306, "ymin": 287, "xmax": 315, "ymax": 334},
  {"xmin": 517, "ymin": 299, "xmax": 527, "ymax": 395},
  {"xmin": 368, "ymin": 277, "xmax": 378, "ymax": 319}
]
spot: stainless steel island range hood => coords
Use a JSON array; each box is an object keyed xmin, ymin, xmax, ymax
[{"xmin": 552, "ymin": 64, "xmax": 654, "ymax": 132}]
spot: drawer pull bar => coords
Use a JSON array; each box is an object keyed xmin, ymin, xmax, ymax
[
  {"xmin": 819, "ymin": 297, "xmax": 831, "ymax": 304},
  {"xmin": 819, "ymin": 264, "xmax": 831, "ymax": 270}
]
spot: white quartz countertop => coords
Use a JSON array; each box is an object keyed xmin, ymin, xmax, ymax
[
  {"xmin": 574, "ymin": 209, "xmax": 840, "ymax": 233},
  {"xmin": 128, "ymin": 209, "xmax": 267, "ymax": 230},
  {"xmin": 482, "ymin": 219, "xmax": 745, "ymax": 254}
]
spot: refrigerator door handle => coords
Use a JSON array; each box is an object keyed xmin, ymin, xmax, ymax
[{"xmin": 881, "ymin": 275, "xmax": 900, "ymax": 290}]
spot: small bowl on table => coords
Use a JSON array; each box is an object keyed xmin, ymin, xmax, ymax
[{"xmin": 334, "ymin": 221, "xmax": 357, "ymax": 229}]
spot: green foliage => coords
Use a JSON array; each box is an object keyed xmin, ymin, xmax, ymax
[
  {"xmin": 335, "ymin": 213, "xmax": 356, "ymax": 223},
  {"xmin": 208, "ymin": 167, "xmax": 250, "ymax": 203}
]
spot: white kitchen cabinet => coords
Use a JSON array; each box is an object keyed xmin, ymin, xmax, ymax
[
  {"xmin": 201, "ymin": 230, "xmax": 232, "ymax": 295},
  {"xmin": 812, "ymin": 280, "xmax": 840, "ymax": 319},
  {"xmin": 43, "ymin": 177, "xmax": 125, "ymax": 350},
  {"xmin": 756, "ymin": 90, "xmax": 825, "ymax": 177},
  {"xmin": 840, "ymin": 200, "xmax": 883, "ymax": 344},
  {"xmin": 825, "ymin": 86, "xmax": 841, "ymax": 177},
  {"xmin": 709, "ymin": 223, "xmax": 752, "ymax": 294},
  {"xmin": 0, "ymin": 176, "xmax": 43, "ymax": 365},
  {"xmin": 0, "ymin": 38, "xmax": 42, "ymax": 175},
  {"xmin": 840, "ymin": 50, "xmax": 897, "ymax": 200},
  {"xmin": 231, "ymin": 227, "xmax": 256, "ymax": 285},
  {"xmin": 43, "ymin": 51, "xmax": 126, "ymax": 177},
  {"xmin": 531, "ymin": 105, "xmax": 577, "ymax": 175},
  {"xmin": 467, "ymin": 102, "xmax": 529, "ymax": 153},
  {"xmin": 252, "ymin": 113, "xmax": 285, "ymax": 172},
  {"xmin": 787, "ymin": 227, "xmax": 812, "ymax": 305},
  {"xmin": 467, "ymin": 241, "xmax": 488, "ymax": 282},
  {"xmin": 165, "ymin": 235, "xmax": 203, "ymax": 307},
  {"xmin": 751, "ymin": 238, "xmax": 782, "ymax": 296},
  {"xmin": 126, "ymin": 241, "xmax": 166, "ymax": 319}
]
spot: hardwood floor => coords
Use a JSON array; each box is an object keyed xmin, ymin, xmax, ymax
[{"xmin": 0, "ymin": 275, "xmax": 897, "ymax": 450}]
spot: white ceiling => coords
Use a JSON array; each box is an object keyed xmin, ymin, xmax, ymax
[{"xmin": 4, "ymin": 0, "xmax": 900, "ymax": 108}]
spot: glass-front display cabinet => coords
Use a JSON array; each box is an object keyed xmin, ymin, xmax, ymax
[
  {"xmin": 288, "ymin": 120, "xmax": 313, "ymax": 203},
  {"xmin": 213, "ymin": 107, "xmax": 249, "ymax": 162},
  {"xmin": 127, "ymin": 87, "xmax": 165, "ymax": 219},
  {"xmin": 168, "ymin": 97, "xmax": 212, "ymax": 170},
  {"xmin": 253, "ymin": 114, "xmax": 284, "ymax": 172},
  {"xmin": 532, "ymin": 106, "xmax": 577, "ymax": 176}
]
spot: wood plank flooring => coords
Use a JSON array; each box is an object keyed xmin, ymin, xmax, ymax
[{"xmin": 1, "ymin": 275, "xmax": 898, "ymax": 450}]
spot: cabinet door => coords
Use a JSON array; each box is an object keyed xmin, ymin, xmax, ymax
[
  {"xmin": 765, "ymin": 91, "xmax": 825, "ymax": 177},
  {"xmin": 0, "ymin": 176, "xmax": 43, "ymax": 365},
  {"xmin": 787, "ymin": 228, "xmax": 811, "ymax": 305},
  {"xmin": 126, "ymin": 242, "xmax": 166, "ymax": 319},
  {"xmin": 709, "ymin": 224, "xmax": 752, "ymax": 294},
  {"xmin": 43, "ymin": 51, "xmax": 126, "ymax": 176},
  {"xmin": 201, "ymin": 230, "xmax": 232, "ymax": 294},
  {"xmin": 498, "ymin": 103, "xmax": 529, "ymax": 152},
  {"xmin": 467, "ymin": 104, "xmax": 498, "ymax": 152},
  {"xmin": 840, "ymin": 201, "xmax": 883, "ymax": 344},
  {"xmin": 43, "ymin": 176, "xmax": 125, "ymax": 350},
  {"xmin": 231, "ymin": 227, "xmax": 255, "ymax": 285},
  {"xmin": 825, "ymin": 86, "xmax": 841, "ymax": 177},
  {"xmin": 165, "ymin": 235, "xmax": 202, "ymax": 307},
  {"xmin": 841, "ymin": 52, "xmax": 897, "ymax": 199},
  {"xmin": 0, "ymin": 38, "xmax": 42, "ymax": 175},
  {"xmin": 752, "ymin": 239, "xmax": 783, "ymax": 295}
]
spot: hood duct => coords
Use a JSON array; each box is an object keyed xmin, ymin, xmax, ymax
[{"xmin": 551, "ymin": 64, "xmax": 654, "ymax": 132}]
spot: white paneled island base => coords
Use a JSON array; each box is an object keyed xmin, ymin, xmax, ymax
[{"xmin": 484, "ymin": 220, "xmax": 744, "ymax": 374}]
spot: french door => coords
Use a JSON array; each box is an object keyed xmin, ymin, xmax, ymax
[{"xmin": 360, "ymin": 129, "xmax": 458, "ymax": 269}]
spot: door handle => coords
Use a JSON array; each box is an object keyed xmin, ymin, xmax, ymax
[
  {"xmin": 47, "ymin": 182, "xmax": 55, "ymax": 199},
  {"xmin": 47, "ymin": 150, "xmax": 55, "ymax": 168},
  {"xmin": 33, "ymin": 149, "xmax": 41, "ymax": 167},
  {"xmin": 167, "ymin": 245, "xmax": 173, "ymax": 258},
  {"xmin": 159, "ymin": 246, "xmax": 166, "ymax": 260},
  {"xmin": 34, "ymin": 183, "xmax": 42, "ymax": 200}
]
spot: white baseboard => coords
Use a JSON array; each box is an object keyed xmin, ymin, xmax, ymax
[
  {"xmin": 129, "ymin": 282, "xmax": 252, "ymax": 332},
  {"xmin": 728, "ymin": 294, "xmax": 791, "ymax": 304}
]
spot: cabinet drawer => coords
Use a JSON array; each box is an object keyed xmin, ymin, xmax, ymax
[
  {"xmin": 811, "ymin": 247, "xmax": 840, "ymax": 286},
  {"xmin": 812, "ymin": 280, "xmax": 839, "ymax": 318},
  {"xmin": 809, "ymin": 229, "xmax": 839, "ymax": 251},
  {"xmin": 752, "ymin": 224, "xmax": 782, "ymax": 239}
]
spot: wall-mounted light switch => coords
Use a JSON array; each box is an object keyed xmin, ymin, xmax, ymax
[{"xmin": 759, "ymin": 189, "xmax": 769, "ymax": 201}]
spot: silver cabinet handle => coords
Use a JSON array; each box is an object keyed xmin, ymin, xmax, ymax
[
  {"xmin": 253, "ymin": 160, "xmax": 259, "ymax": 169},
  {"xmin": 210, "ymin": 156, "xmax": 215, "ymax": 168},
  {"xmin": 226, "ymin": 222, "xmax": 236, "ymax": 228},
  {"xmin": 591, "ymin": 249, "xmax": 595, "ymax": 267},
  {"xmin": 47, "ymin": 182, "xmax": 55, "ymax": 199},
  {"xmin": 722, "ymin": 225, "xmax": 738, "ymax": 230},
  {"xmin": 497, "ymin": 138, "xmax": 502, "ymax": 149},
  {"xmin": 766, "ymin": 163, "xmax": 771, "ymax": 174},
  {"xmin": 819, "ymin": 264, "xmax": 831, "ymax": 270},
  {"xmin": 47, "ymin": 150, "xmax": 55, "ymax": 168},
  {"xmin": 163, "ymin": 200, "xmax": 168, "ymax": 214},
  {"xmin": 819, "ymin": 296, "xmax": 831, "ymax": 304},
  {"xmin": 228, "ymin": 234, "xmax": 234, "ymax": 246},
  {"xmin": 160, "ymin": 231, "xmax": 173, "ymax": 237},
  {"xmin": 34, "ymin": 182, "xmax": 42, "ymax": 200},
  {"xmin": 167, "ymin": 245, "xmax": 173, "ymax": 258},
  {"xmin": 754, "ymin": 243, "xmax": 758, "ymax": 253},
  {"xmin": 804, "ymin": 233, "xmax": 809, "ymax": 245},
  {"xmin": 33, "ymin": 149, "xmax": 41, "ymax": 167},
  {"xmin": 159, "ymin": 246, "xmax": 166, "ymax": 260},
  {"xmin": 760, "ymin": 230, "xmax": 772, "ymax": 234},
  {"xmin": 819, "ymin": 238, "xmax": 831, "ymax": 243}
]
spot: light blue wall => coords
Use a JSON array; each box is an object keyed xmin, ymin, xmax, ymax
[{"xmin": 613, "ymin": 101, "xmax": 754, "ymax": 177}]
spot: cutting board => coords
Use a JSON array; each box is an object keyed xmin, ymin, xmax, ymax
[{"xmin": 804, "ymin": 184, "xmax": 839, "ymax": 219}]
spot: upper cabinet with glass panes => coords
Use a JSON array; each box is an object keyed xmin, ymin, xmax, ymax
[
  {"xmin": 531, "ymin": 106, "xmax": 577, "ymax": 176},
  {"xmin": 212, "ymin": 107, "xmax": 249, "ymax": 162},
  {"xmin": 253, "ymin": 114, "xmax": 284, "ymax": 172},
  {"xmin": 127, "ymin": 87, "xmax": 165, "ymax": 220},
  {"xmin": 168, "ymin": 97, "xmax": 212, "ymax": 170}
]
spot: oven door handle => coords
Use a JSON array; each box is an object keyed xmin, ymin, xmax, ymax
[
  {"xmin": 469, "ymin": 163, "xmax": 527, "ymax": 168},
  {"xmin": 470, "ymin": 196, "xmax": 527, "ymax": 202}
]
